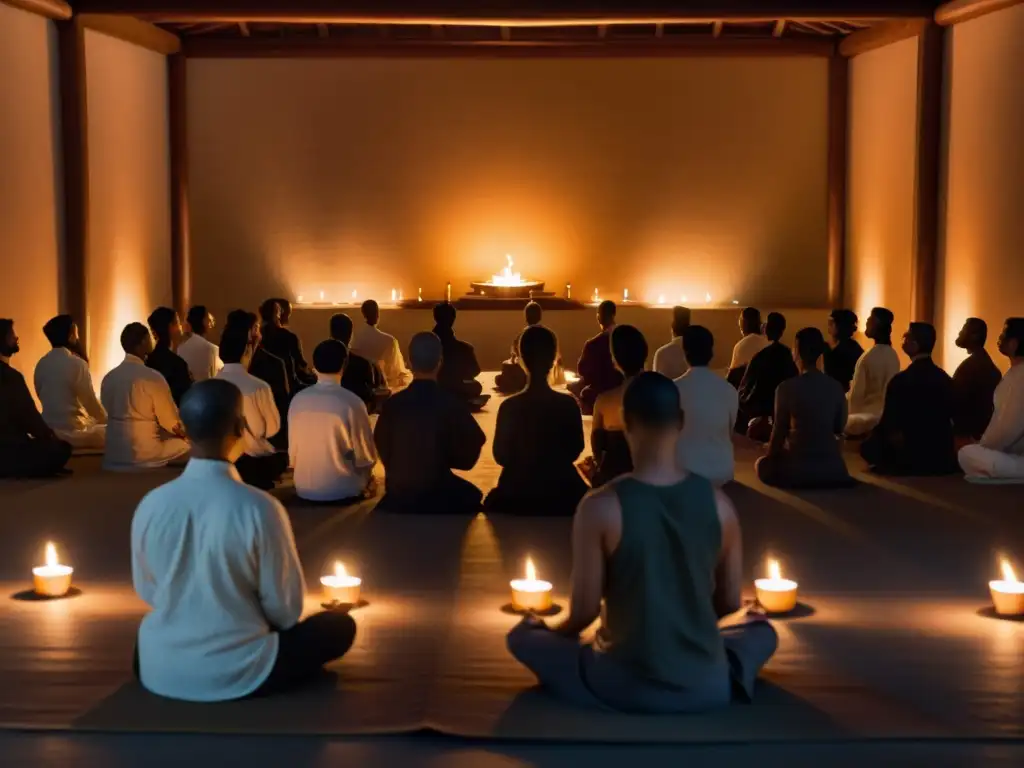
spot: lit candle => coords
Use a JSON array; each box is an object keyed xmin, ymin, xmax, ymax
[
  {"xmin": 391, "ymin": 288, "xmax": 397, "ymax": 303},
  {"xmin": 33, "ymin": 542, "xmax": 73, "ymax": 598},
  {"xmin": 592, "ymin": 288, "xmax": 600, "ymax": 303},
  {"xmin": 732, "ymin": 300, "xmax": 739, "ymax": 305},
  {"xmin": 681, "ymin": 294, "xmax": 688, "ymax": 303},
  {"xmin": 321, "ymin": 561, "xmax": 362, "ymax": 605},
  {"xmin": 564, "ymin": 370, "xmax": 579, "ymax": 384},
  {"xmin": 566, "ymin": 283, "xmax": 571, "ymax": 299},
  {"xmin": 296, "ymin": 294, "xmax": 304, "ymax": 304},
  {"xmin": 623, "ymin": 288, "xmax": 629, "ymax": 302},
  {"xmin": 754, "ymin": 559, "xmax": 798, "ymax": 614},
  {"xmin": 319, "ymin": 290, "xmax": 325, "ymax": 302},
  {"xmin": 510, "ymin": 557, "xmax": 552, "ymax": 612},
  {"xmin": 446, "ymin": 282, "xmax": 452, "ymax": 302},
  {"xmin": 351, "ymin": 289, "xmax": 358, "ymax": 302},
  {"xmin": 657, "ymin": 294, "xmax": 665, "ymax": 305},
  {"xmin": 704, "ymin": 292, "xmax": 712, "ymax": 304},
  {"xmin": 417, "ymin": 287, "xmax": 423, "ymax": 302},
  {"xmin": 989, "ymin": 558, "xmax": 1024, "ymax": 616}
]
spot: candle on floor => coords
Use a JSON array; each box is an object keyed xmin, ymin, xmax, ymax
[
  {"xmin": 989, "ymin": 558, "xmax": 1024, "ymax": 616},
  {"xmin": 33, "ymin": 542, "xmax": 73, "ymax": 597},
  {"xmin": 321, "ymin": 561, "xmax": 361, "ymax": 605},
  {"xmin": 510, "ymin": 557, "xmax": 552, "ymax": 612},
  {"xmin": 754, "ymin": 559, "xmax": 798, "ymax": 614}
]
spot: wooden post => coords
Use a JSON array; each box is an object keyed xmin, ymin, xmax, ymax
[
  {"xmin": 169, "ymin": 53, "xmax": 190, "ymax": 317},
  {"xmin": 57, "ymin": 19, "xmax": 90, "ymax": 352},
  {"xmin": 911, "ymin": 21, "xmax": 944, "ymax": 325},
  {"xmin": 826, "ymin": 52, "xmax": 849, "ymax": 309}
]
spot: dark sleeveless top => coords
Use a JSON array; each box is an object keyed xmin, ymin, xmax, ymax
[{"xmin": 597, "ymin": 475, "xmax": 727, "ymax": 688}]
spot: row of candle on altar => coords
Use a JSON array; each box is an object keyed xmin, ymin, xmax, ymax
[
  {"xmin": 30, "ymin": 544, "xmax": 1024, "ymax": 617},
  {"xmin": 295, "ymin": 286, "xmax": 742, "ymax": 307}
]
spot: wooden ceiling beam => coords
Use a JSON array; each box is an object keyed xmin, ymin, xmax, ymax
[
  {"xmin": 935, "ymin": 0, "xmax": 1024, "ymax": 25},
  {"xmin": 317, "ymin": 22, "xmax": 329, "ymax": 37},
  {"xmin": 238, "ymin": 21, "xmax": 250, "ymax": 35},
  {"xmin": 1, "ymin": 0, "xmax": 71, "ymax": 19},
  {"xmin": 69, "ymin": 1, "xmax": 940, "ymax": 25},
  {"xmin": 838, "ymin": 17, "xmax": 928, "ymax": 56},
  {"xmin": 77, "ymin": 13, "xmax": 182, "ymax": 54},
  {"xmin": 712, "ymin": 20, "xmax": 724, "ymax": 36},
  {"xmin": 773, "ymin": 19, "xmax": 787, "ymax": 36}
]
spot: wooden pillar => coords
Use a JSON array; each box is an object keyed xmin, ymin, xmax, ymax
[
  {"xmin": 910, "ymin": 21, "xmax": 944, "ymax": 325},
  {"xmin": 168, "ymin": 52, "xmax": 190, "ymax": 317},
  {"xmin": 57, "ymin": 18, "xmax": 90, "ymax": 352},
  {"xmin": 826, "ymin": 52, "xmax": 849, "ymax": 309}
]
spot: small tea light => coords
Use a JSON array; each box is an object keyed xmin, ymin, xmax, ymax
[
  {"xmin": 989, "ymin": 558, "xmax": 1024, "ymax": 616},
  {"xmin": 623, "ymin": 288, "xmax": 629, "ymax": 302},
  {"xmin": 564, "ymin": 370, "xmax": 579, "ymax": 384},
  {"xmin": 417, "ymin": 287, "xmax": 423, "ymax": 302},
  {"xmin": 510, "ymin": 557, "xmax": 552, "ymax": 613},
  {"xmin": 704, "ymin": 292, "xmax": 712, "ymax": 304},
  {"xmin": 321, "ymin": 561, "xmax": 361, "ymax": 605},
  {"xmin": 754, "ymin": 559, "xmax": 798, "ymax": 614},
  {"xmin": 657, "ymin": 294, "xmax": 665, "ymax": 305},
  {"xmin": 446, "ymin": 282, "xmax": 452, "ymax": 302},
  {"xmin": 33, "ymin": 542, "xmax": 73, "ymax": 597}
]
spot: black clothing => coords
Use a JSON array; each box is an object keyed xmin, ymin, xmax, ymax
[
  {"xmin": 341, "ymin": 353, "xmax": 386, "ymax": 413},
  {"xmin": 432, "ymin": 325, "xmax": 483, "ymax": 401},
  {"xmin": 262, "ymin": 325, "xmax": 316, "ymax": 391},
  {"xmin": 736, "ymin": 341, "xmax": 798, "ymax": 432},
  {"xmin": 235, "ymin": 452, "xmax": 289, "ymax": 491},
  {"xmin": 249, "ymin": 345, "xmax": 292, "ymax": 450},
  {"xmin": 0, "ymin": 360, "xmax": 72, "ymax": 478},
  {"xmin": 824, "ymin": 337, "xmax": 864, "ymax": 393},
  {"xmin": 146, "ymin": 345, "xmax": 193, "ymax": 406},
  {"xmin": 591, "ymin": 428, "xmax": 632, "ymax": 488},
  {"xmin": 951, "ymin": 349, "xmax": 1002, "ymax": 439}
]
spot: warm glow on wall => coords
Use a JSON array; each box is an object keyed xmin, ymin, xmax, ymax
[{"xmin": 92, "ymin": 253, "xmax": 150, "ymax": 383}]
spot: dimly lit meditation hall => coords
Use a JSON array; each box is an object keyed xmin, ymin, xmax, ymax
[{"xmin": 2, "ymin": 0, "xmax": 1024, "ymax": 766}]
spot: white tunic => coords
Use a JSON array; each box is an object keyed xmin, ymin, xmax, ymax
[
  {"xmin": 33, "ymin": 347, "xmax": 107, "ymax": 448},
  {"xmin": 729, "ymin": 334, "xmax": 771, "ymax": 371},
  {"xmin": 131, "ymin": 458, "xmax": 305, "ymax": 702},
  {"xmin": 288, "ymin": 378, "xmax": 378, "ymax": 501},
  {"xmin": 652, "ymin": 337, "xmax": 689, "ymax": 381},
  {"xmin": 100, "ymin": 355, "xmax": 189, "ymax": 470},
  {"xmin": 178, "ymin": 334, "xmax": 222, "ymax": 382},
  {"xmin": 846, "ymin": 343, "xmax": 901, "ymax": 435},
  {"xmin": 980, "ymin": 362, "xmax": 1024, "ymax": 455},
  {"xmin": 351, "ymin": 324, "xmax": 409, "ymax": 388},
  {"xmin": 216, "ymin": 363, "xmax": 281, "ymax": 457},
  {"xmin": 674, "ymin": 366, "xmax": 738, "ymax": 485}
]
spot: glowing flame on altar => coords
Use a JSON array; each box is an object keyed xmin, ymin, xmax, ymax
[
  {"xmin": 335, "ymin": 561, "xmax": 347, "ymax": 579},
  {"xmin": 490, "ymin": 254, "xmax": 527, "ymax": 286},
  {"xmin": 1001, "ymin": 559, "xmax": 1018, "ymax": 584},
  {"xmin": 525, "ymin": 557, "xmax": 537, "ymax": 582},
  {"xmin": 768, "ymin": 559, "xmax": 782, "ymax": 581},
  {"xmin": 46, "ymin": 542, "xmax": 58, "ymax": 568}
]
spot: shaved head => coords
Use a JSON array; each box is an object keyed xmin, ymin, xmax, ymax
[
  {"xmin": 179, "ymin": 379, "xmax": 245, "ymax": 460},
  {"xmin": 409, "ymin": 331, "xmax": 443, "ymax": 374}
]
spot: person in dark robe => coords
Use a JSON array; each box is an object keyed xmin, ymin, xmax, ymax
[
  {"xmin": 230, "ymin": 310, "xmax": 291, "ymax": 451},
  {"xmin": 736, "ymin": 312, "xmax": 798, "ymax": 439},
  {"xmin": 374, "ymin": 331, "xmax": 486, "ymax": 514},
  {"xmin": 485, "ymin": 325, "xmax": 588, "ymax": 516},
  {"xmin": 951, "ymin": 317, "xmax": 1002, "ymax": 439},
  {"xmin": 823, "ymin": 309, "xmax": 863, "ymax": 393},
  {"xmin": 755, "ymin": 328, "xmax": 853, "ymax": 489},
  {"xmin": 590, "ymin": 325, "xmax": 648, "ymax": 488},
  {"xmin": 330, "ymin": 312, "xmax": 386, "ymax": 412},
  {"xmin": 861, "ymin": 323, "xmax": 958, "ymax": 476},
  {"xmin": 146, "ymin": 307, "xmax": 194, "ymax": 406},
  {"xmin": 494, "ymin": 301, "xmax": 543, "ymax": 395},
  {"xmin": 568, "ymin": 300, "xmax": 623, "ymax": 416},
  {"xmin": 432, "ymin": 302, "xmax": 484, "ymax": 403},
  {"xmin": 260, "ymin": 299, "xmax": 316, "ymax": 391},
  {"xmin": 0, "ymin": 319, "xmax": 72, "ymax": 478}
]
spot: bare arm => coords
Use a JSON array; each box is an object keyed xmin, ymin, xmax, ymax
[
  {"xmin": 555, "ymin": 490, "xmax": 613, "ymax": 637},
  {"xmin": 765, "ymin": 386, "xmax": 790, "ymax": 456},
  {"xmin": 712, "ymin": 489, "xmax": 743, "ymax": 618}
]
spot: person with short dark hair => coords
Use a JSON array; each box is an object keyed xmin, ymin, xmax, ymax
[
  {"xmin": 845, "ymin": 307, "xmax": 901, "ymax": 436},
  {"xmin": 959, "ymin": 318, "xmax": 1024, "ymax": 481},
  {"xmin": 146, "ymin": 307, "xmax": 194, "ymax": 405},
  {"xmin": 591, "ymin": 325, "xmax": 648, "ymax": 487},
  {"xmin": 260, "ymin": 298, "xmax": 316, "ymax": 392},
  {"xmin": 131, "ymin": 379, "xmax": 355, "ymax": 702},
  {"xmin": 823, "ymin": 309, "xmax": 863, "ymax": 393},
  {"xmin": 652, "ymin": 306, "xmax": 692, "ymax": 381},
  {"xmin": 350, "ymin": 299, "xmax": 409, "ymax": 388},
  {"xmin": 485, "ymin": 326, "xmax": 588, "ymax": 516},
  {"xmin": 215, "ymin": 322, "xmax": 288, "ymax": 490},
  {"xmin": 736, "ymin": 312, "xmax": 797, "ymax": 438},
  {"xmin": 755, "ymin": 327, "xmax": 853, "ymax": 489},
  {"xmin": 0, "ymin": 319, "xmax": 72, "ymax": 477},
  {"xmin": 674, "ymin": 326, "xmax": 738, "ymax": 485},
  {"xmin": 727, "ymin": 307, "xmax": 769, "ymax": 388},
  {"xmin": 101, "ymin": 322, "xmax": 189, "ymax": 470},
  {"xmin": 951, "ymin": 317, "xmax": 1002, "ymax": 439},
  {"xmin": 508, "ymin": 371, "xmax": 777, "ymax": 712},
  {"xmin": 861, "ymin": 323, "xmax": 957, "ymax": 476},
  {"xmin": 330, "ymin": 312, "xmax": 386, "ymax": 411},
  {"xmin": 432, "ymin": 302, "xmax": 485, "ymax": 404},
  {"xmin": 288, "ymin": 340, "xmax": 377, "ymax": 503},
  {"xmin": 374, "ymin": 332, "xmax": 486, "ymax": 514},
  {"xmin": 239, "ymin": 309, "xmax": 291, "ymax": 449},
  {"xmin": 495, "ymin": 301, "xmax": 546, "ymax": 395},
  {"xmin": 178, "ymin": 305, "xmax": 222, "ymax": 383},
  {"xmin": 34, "ymin": 314, "xmax": 107, "ymax": 450},
  {"xmin": 569, "ymin": 300, "xmax": 623, "ymax": 415}
]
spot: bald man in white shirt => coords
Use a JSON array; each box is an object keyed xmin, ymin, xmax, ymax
[
  {"xmin": 132, "ymin": 379, "xmax": 356, "ymax": 701},
  {"xmin": 178, "ymin": 305, "xmax": 222, "ymax": 383},
  {"xmin": 350, "ymin": 299, "xmax": 410, "ymax": 388}
]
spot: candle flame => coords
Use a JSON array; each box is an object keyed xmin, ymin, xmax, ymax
[
  {"xmin": 658, "ymin": 294, "xmax": 665, "ymax": 305},
  {"xmin": 334, "ymin": 561, "xmax": 347, "ymax": 579},
  {"xmin": 490, "ymin": 254, "xmax": 526, "ymax": 286},
  {"xmin": 525, "ymin": 557, "xmax": 537, "ymax": 582},
  {"xmin": 593, "ymin": 288, "xmax": 600, "ymax": 301},
  {"xmin": 319, "ymin": 290, "xmax": 325, "ymax": 301},
  {"xmin": 681, "ymin": 294, "xmax": 688, "ymax": 303},
  {"xmin": 623, "ymin": 288, "xmax": 629, "ymax": 301},
  {"xmin": 45, "ymin": 542, "xmax": 58, "ymax": 568},
  {"xmin": 351, "ymin": 289, "xmax": 358, "ymax": 300},
  {"xmin": 768, "ymin": 559, "xmax": 781, "ymax": 581},
  {"xmin": 705, "ymin": 292, "xmax": 712, "ymax": 304},
  {"xmin": 417, "ymin": 287, "xmax": 423, "ymax": 302},
  {"xmin": 391, "ymin": 289, "xmax": 397, "ymax": 302},
  {"xmin": 1001, "ymin": 558, "xmax": 1018, "ymax": 583}
]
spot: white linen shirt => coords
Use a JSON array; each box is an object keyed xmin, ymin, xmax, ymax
[
  {"xmin": 288, "ymin": 378, "xmax": 378, "ymax": 501},
  {"xmin": 674, "ymin": 366, "xmax": 738, "ymax": 485},
  {"xmin": 216, "ymin": 363, "xmax": 281, "ymax": 457},
  {"xmin": 848, "ymin": 343, "xmax": 901, "ymax": 418},
  {"xmin": 351, "ymin": 324, "xmax": 409, "ymax": 388},
  {"xmin": 100, "ymin": 355, "xmax": 189, "ymax": 470},
  {"xmin": 33, "ymin": 347, "xmax": 107, "ymax": 433},
  {"xmin": 131, "ymin": 459, "xmax": 305, "ymax": 702},
  {"xmin": 178, "ymin": 334, "xmax": 222, "ymax": 382},
  {"xmin": 729, "ymin": 333, "xmax": 771, "ymax": 371},
  {"xmin": 980, "ymin": 362, "xmax": 1024, "ymax": 455},
  {"xmin": 652, "ymin": 337, "xmax": 689, "ymax": 381}
]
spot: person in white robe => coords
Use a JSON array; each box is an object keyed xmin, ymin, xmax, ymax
[
  {"xmin": 727, "ymin": 308, "xmax": 770, "ymax": 388},
  {"xmin": 845, "ymin": 307, "xmax": 901, "ymax": 437},
  {"xmin": 651, "ymin": 305, "xmax": 691, "ymax": 381},
  {"xmin": 177, "ymin": 305, "xmax": 222, "ymax": 382},
  {"xmin": 959, "ymin": 318, "xmax": 1024, "ymax": 482},
  {"xmin": 101, "ymin": 323, "xmax": 189, "ymax": 471},
  {"xmin": 350, "ymin": 299, "xmax": 409, "ymax": 388},
  {"xmin": 34, "ymin": 314, "xmax": 106, "ymax": 450}
]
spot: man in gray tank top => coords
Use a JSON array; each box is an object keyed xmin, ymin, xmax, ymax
[{"xmin": 507, "ymin": 372, "xmax": 778, "ymax": 713}]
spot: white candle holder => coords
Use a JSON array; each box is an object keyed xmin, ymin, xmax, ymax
[
  {"xmin": 321, "ymin": 562, "xmax": 362, "ymax": 606},
  {"xmin": 990, "ymin": 559, "xmax": 1024, "ymax": 616},
  {"xmin": 754, "ymin": 559, "xmax": 798, "ymax": 614},
  {"xmin": 510, "ymin": 557, "xmax": 553, "ymax": 613},
  {"xmin": 32, "ymin": 542, "xmax": 73, "ymax": 598}
]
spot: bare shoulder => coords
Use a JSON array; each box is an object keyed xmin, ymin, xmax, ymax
[
  {"xmin": 713, "ymin": 487, "xmax": 740, "ymax": 536},
  {"xmin": 575, "ymin": 483, "xmax": 621, "ymax": 528}
]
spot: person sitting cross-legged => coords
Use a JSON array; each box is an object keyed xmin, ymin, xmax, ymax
[
  {"xmin": 288, "ymin": 340, "xmax": 378, "ymax": 504},
  {"xmin": 844, "ymin": 307, "xmax": 901, "ymax": 437},
  {"xmin": 568, "ymin": 300, "xmax": 623, "ymax": 415},
  {"xmin": 590, "ymin": 325, "xmax": 649, "ymax": 488},
  {"xmin": 485, "ymin": 325, "xmax": 588, "ymax": 516},
  {"xmin": 215, "ymin": 322, "xmax": 288, "ymax": 490},
  {"xmin": 726, "ymin": 307, "xmax": 769, "ymax": 389},
  {"xmin": 861, "ymin": 323, "xmax": 958, "ymax": 476},
  {"xmin": 736, "ymin": 311, "xmax": 797, "ymax": 438},
  {"xmin": 374, "ymin": 332, "xmax": 486, "ymax": 514},
  {"xmin": 330, "ymin": 312, "xmax": 386, "ymax": 413},
  {"xmin": 755, "ymin": 328, "xmax": 853, "ymax": 489},
  {"xmin": 959, "ymin": 318, "xmax": 1024, "ymax": 482},
  {"xmin": 432, "ymin": 301, "xmax": 484, "ymax": 403},
  {"xmin": 494, "ymin": 301, "xmax": 544, "ymax": 395},
  {"xmin": 131, "ymin": 379, "xmax": 356, "ymax": 702},
  {"xmin": 507, "ymin": 372, "xmax": 778, "ymax": 713},
  {"xmin": 951, "ymin": 317, "xmax": 1002, "ymax": 440}
]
